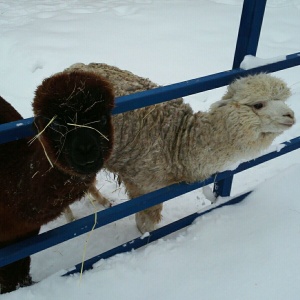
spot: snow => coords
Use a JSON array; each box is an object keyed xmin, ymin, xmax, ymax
[
  {"xmin": 202, "ymin": 185, "xmax": 217, "ymax": 203},
  {"xmin": 240, "ymin": 54, "xmax": 287, "ymax": 70},
  {"xmin": 1, "ymin": 0, "xmax": 300, "ymax": 299}
]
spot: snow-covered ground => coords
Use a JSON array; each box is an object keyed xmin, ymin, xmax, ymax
[{"xmin": 1, "ymin": 0, "xmax": 300, "ymax": 299}]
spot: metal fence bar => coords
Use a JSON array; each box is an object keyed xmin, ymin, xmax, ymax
[
  {"xmin": 0, "ymin": 118, "xmax": 35, "ymax": 144},
  {"xmin": 213, "ymin": 176, "xmax": 234, "ymax": 198},
  {"xmin": 232, "ymin": 0, "xmax": 267, "ymax": 69},
  {"xmin": 1, "ymin": 135, "xmax": 299, "ymax": 268},
  {"xmin": 1, "ymin": 52, "xmax": 300, "ymax": 146},
  {"xmin": 112, "ymin": 52, "xmax": 300, "ymax": 115},
  {"xmin": 64, "ymin": 191, "xmax": 252, "ymax": 276}
]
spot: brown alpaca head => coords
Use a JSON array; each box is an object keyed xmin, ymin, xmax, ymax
[{"xmin": 32, "ymin": 71, "xmax": 114, "ymax": 176}]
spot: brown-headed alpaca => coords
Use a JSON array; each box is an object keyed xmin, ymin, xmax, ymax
[{"xmin": 0, "ymin": 71, "xmax": 114, "ymax": 293}]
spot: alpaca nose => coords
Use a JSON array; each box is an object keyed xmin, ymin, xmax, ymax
[
  {"xmin": 72, "ymin": 136, "xmax": 99, "ymax": 166},
  {"xmin": 76, "ymin": 143, "xmax": 97, "ymax": 163},
  {"xmin": 283, "ymin": 112, "xmax": 294, "ymax": 119},
  {"xmin": 66, "ymin": 128, "xmax": 104, "ymax": 174},
  {"xmin": 281, "ymin": 110, "xmax": 295, "ymax": 127},
  {"xmin": 74, "ymin": 144, "xmax": 98, "ymax": 167}
]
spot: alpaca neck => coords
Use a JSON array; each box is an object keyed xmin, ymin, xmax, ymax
[{"xmin": 177, "ymin": 111, "xmax": 277, "ymax": 183}]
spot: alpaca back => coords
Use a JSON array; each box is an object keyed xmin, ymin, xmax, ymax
[
  {"xmin": 0, "ymin": 96, "xmax": 32, "ymax": 198},
  {"xmin": 0, "ymin": 95, "xmax": 23, "ymax": 124},
  {"xmin": 65, "ymin": 63, "xmax": 158, "ymax": 96},
  {"xmin": 65, "ymin": 63, "xmax": 194, "ymax": 182}
]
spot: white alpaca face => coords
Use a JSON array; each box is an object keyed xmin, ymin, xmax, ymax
[
  {"xmin": 251, "ymin": 100, "xmax": 295, "ymax": 133},
  {"xmin": 217, "ymin": 74, "xmax": 295, "ymax": 135}
]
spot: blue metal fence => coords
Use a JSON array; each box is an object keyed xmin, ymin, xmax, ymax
[{"xmin": 0, "ymin": 0, "xmax": 300, "ymax": 275}]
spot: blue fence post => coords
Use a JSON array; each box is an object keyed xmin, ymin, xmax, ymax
[
  {"xmin": 232, "ymin": 0, "xmax": 267, "ymax": 69},
  {"xmin": 213, "ymin": 176, "xmax": 233, "ymax": 198},
  {"xmin": 214, "ymin": 0, "xmax": 267, "ymax": 197}
]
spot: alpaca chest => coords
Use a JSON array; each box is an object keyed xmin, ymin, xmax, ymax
[{"xmin": 21, "ymin": 175, "xmax": 88, "ymax": 224}]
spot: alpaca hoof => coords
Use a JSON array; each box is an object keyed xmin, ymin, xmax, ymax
[
  {"xmin": 135, "ymin": 212, "xmax": 157, "ymax": 234},
  {"xmin": 0, "ymin": 275, "xmax": 33, "ymax": 294},
  {"xmin": 96, "ymin": 196, "xmax": 112, "ymax": 208},
  {"xmin": 19, "ymin": 275, "xmax": 35, "ymax": 288}
]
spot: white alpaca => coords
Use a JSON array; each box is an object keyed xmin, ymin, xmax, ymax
[{"xmin": 64, "ymin": 64, "xmax": 295, "ymax": 233}]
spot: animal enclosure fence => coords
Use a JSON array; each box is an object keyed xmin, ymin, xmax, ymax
[{"xmin": 1, "ymin": 0, "xmax": 300, "ymax": 276}]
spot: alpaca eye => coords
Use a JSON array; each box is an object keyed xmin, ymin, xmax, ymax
[{"xmin": 253, "ymin": 102, "xmax": 264, "ymax": 110}]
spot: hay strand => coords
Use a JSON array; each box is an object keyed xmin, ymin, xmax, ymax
[
  {"xmin": 67, "ymin": 123, "xmax": 109, "ymax": 141},
  {"xmin": 29, "ymin": 115, "xmax": 58, "ymax": 168},
  {"xmin": 79, "ymin": 193, "xmax": 98, "ymax": 284},
  {"xmin": 29, "ymin": 115, "xmax": 58, "ymax": 145},
  {"xmin": 39, "ymin": 139, "xmax": 54, "ymax": 168}
]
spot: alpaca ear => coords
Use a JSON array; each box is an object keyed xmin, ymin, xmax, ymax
[
  {"xmin": 273, "ymin": 85, "xmax": 291, "ymax": 101},
  {"xmin": 210, "ymin": 99, "xmax": 229, "ymax": 110},
  {"xmin": 221, "ymin": 91, "xmax": 233, "ymax": 100}
]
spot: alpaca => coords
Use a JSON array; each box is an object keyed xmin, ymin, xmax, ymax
[
  {"xmin": 65, "ymin": 63, "xmax": 295, "ymax": 234},
  {"xmin": 0, "ymin": 71, "xmax": 114, "ymax": 293}
]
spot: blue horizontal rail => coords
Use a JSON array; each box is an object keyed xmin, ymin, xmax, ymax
[
  {"xmin": 65, "ymin": 191, "xmax": 252, "ymax": 276},
  {"xmin": 113, "ymin": 52, "xmax": 300, "ymax": 114},
  {"xmin": 1, "ymin": 51, "xmax": 300, "ymax": 146},
  {"xmin": 0, "ymin": 118, "xmax": 35, "ymax": 145},
  {"xmin": 1, "ymin": 135, "xmax": 299, "ymax": 268}
]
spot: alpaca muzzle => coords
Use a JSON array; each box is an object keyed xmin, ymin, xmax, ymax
[{"xmin": 66, "ymin": 128, "xmax": 104, "ymax": 174}]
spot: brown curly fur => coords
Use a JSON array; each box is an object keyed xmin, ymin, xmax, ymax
[{"xmin": 0, "ymin": 71, "xmax": 114, "ymax": 293}]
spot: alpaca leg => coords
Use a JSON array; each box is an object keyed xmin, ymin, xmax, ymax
[
  {"xmin": 0, "ymin": 257, "xmax": 32, "ymax": 294},
  {"xmin": 122, "ymin": 179, "xmax": 164, "ymax": 233},
  {"xmin": 64, "ymin": 184, "xmax": 111, "ymax": 223},
  {"xmin": 135, "ymin": 204, "xmax": 163, "ymax": 234},
  {"xmin": 88, "ymin": 184, "xmax": 111, "ymax": 208},
  {"xmin": 64, "ymin": 206, "xmax": 76, "ymax": 222}
]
